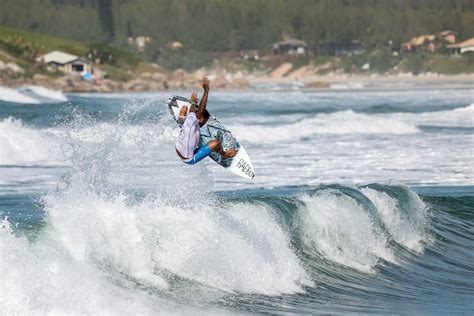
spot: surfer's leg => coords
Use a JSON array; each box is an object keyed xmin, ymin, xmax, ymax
[
  {"xmin": 184, "ymin": 139, "xmax": 221, "ymax": 165},
  {"xmin": 208, "ymin": 139, "xmax": 237, "ymax": 158},
  {"xmin": 207, "ymin": 139, "xmax": 222, "ymax": 152},
  {"xmin": 184, "ymin": 139, "xmax": 236, "ymax": 164},
  {"xmin": 184, "ymin": 144, "xmax": 212, "ymax": 165}
]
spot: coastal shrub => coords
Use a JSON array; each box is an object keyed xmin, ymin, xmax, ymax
[
  {"xmin": 214, "ymin": 57, "xmax": 264, "ymax": 73},
  {"xmin": 100, "ymin": 64, "xmax": 132, "ymax": 81},
  {"xmin": 292, "ymin": 56, "xmax": 311, "ymax": 69},
  {"xmin": 401, "ymin": 54, "xmax": 428, "ymax": 75},
  {"xmin": 368, "ymin": 51, "xmax": 397, "ymax": 74},
  {"xmin": 340, "ymin": 57, "xmax": 356, "ymax": 73},
  {"xmin": 340, "ymin": 52, "xmax": 372, "ymax": 73},
  {"xmin": 313, "ymin": 56, "xmax": 332, "ymax": 65},
  {"xmin": 154, "ymin": 47, "xmax": 213, "ymax": 71},
  {"xmin": 0, "ymin": 26, "xmax": 87, "ymax": 57},
  {"xmin": 0, "ymin": 35, "xmax": 43, "ymax": 62},
  {"xmin": 339, "ymin": 50, "xmax": 398, "ymax": 74},
  {"xmin": 429, "ymin": 55, "xmax": 474, "ymax": 74},
  {"xmin": 465, "ymin": 51, "xmax": 474, "ymax": 65},
  {"xmin": 87, "ymin": 42, "xmax": 140, "ymax": 66}
]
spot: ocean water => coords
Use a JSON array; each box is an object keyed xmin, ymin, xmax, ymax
[{"xmin": 0, "ymin": 86, "xmax": 473, "ymax": 314}]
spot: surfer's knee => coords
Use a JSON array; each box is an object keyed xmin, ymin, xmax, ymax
[{"xmin": 207, "ymin": 139, "xmax": 221, "ymax": 152}]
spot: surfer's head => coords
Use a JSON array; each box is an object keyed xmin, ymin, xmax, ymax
[{"xmin": 198, "ymin": 109, "xmax": 210, "ymax": 126}]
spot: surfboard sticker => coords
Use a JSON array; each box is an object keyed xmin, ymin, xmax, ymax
[{"xmin": 167, "ymin": 95, "xmax": 255, "ymax": 179}]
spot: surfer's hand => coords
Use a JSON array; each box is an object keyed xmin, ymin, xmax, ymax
[
  {"xmin": 202, "ymin": 77, "xmax": 210, "ymax": 91},
  {"xmin": 190, "ymin": 91, "xmax": 198, "ymax": 104}
]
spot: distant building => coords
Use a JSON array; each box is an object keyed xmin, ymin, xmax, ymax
[
  {"xmin": 439, "ymin": 30, "xmax": 457, "ymax": 44},
  {"xmin": 273, "ymin": 39, "xmax": 308, "ymax": 55},
  {"xmin": 447, "ymin": 38, "xmax": 474, "ymax": 56},
  {"xmin": 36, "ymin": 51, "xmax": 92, "ymax": 74},
  {"xmin": 402, "ymin": 35, "xmax": 436, "ymax": 53},
  {"xmin": 402, "ymin": 31, "xmax": 458, "ymax": 53}
]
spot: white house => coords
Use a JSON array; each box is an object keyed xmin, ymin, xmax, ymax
[
  {"xmin": 447, "ymin": 38, "xmax": 474, "ymax": 56},
  {"xmin": 36, "ymin": 51, "xmax": 92, "ymax": 74}
]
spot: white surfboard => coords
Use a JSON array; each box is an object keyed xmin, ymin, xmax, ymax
[{"xmin": 167, "ymin": 95, "xmax": 255, "ymax": 179}]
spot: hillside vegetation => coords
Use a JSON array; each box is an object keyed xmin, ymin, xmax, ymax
[
  {"xmin": 1, "ymin": 0, "xmax": 473, "ymax": 53},
  {"xmin": 1, "ymin": 1, "xmax": 473, "ymax": 76}
]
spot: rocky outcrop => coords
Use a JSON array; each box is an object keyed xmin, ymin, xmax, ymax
[
  {"xmin": 1, "ymin": 62, "xmax": 253, "ymax": 92},
  {"xmin": 306, "ymin": 81, "xmax": 330, "ymax": 89},
  {"xmin": 33, "ymin": 74, "xmax": 54, "ymax": 86}
]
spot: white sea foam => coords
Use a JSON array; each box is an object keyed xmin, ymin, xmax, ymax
[
  {"xmin": 0, "ymin": 118, "xmax": 60, "ymax": 165},
  {"xmin": 298, "ymin": 191, "xmax": 395, "ymax": 273},
  {"xmin": 61, "ymin": 122, "xmax": 176, "ymax": 145},
  {"xmin": 0, "ymin": 116, "xmax": 176, "ymax": 167},
  {"xmin": 0, "ymin": 219, "xmax": 192, "ymax": 314},
  {"xmin": 231, "ymin": 111, "xmax": 420, "ymax": 143}
]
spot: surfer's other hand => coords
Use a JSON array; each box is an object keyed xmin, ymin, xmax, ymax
[
  {"xmin": 222, "ymin": 149, "xmax": 237, "ymax": 158},
  {"xmin": 190, "ymin": 91, "xmax": 198, "ymax": 104},
  {"xmin": 202, "ymin": 77, "xmax": 210, "ymax": 91}
]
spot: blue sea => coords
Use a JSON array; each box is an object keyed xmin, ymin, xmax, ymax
[{"xmin": 1, "ymin": 84, "xmax": 473, "ymax": 314}]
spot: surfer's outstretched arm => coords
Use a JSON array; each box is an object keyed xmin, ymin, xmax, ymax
[
  {"xmin": 197, "ymin": 77, "xmax": 209, "ymax": 119},
  {"xmin": 189, "ymin": 91, "xmax": 198, "ymax": 113}
]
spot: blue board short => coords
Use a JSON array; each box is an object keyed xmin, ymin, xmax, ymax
[{"xmin": 183, "ymin": 144, "xmax": 212, "ymax": 165}]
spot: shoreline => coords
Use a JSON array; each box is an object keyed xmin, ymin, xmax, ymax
[
  {"xmin": 1, "ymin": 70, "xmax": 473, "ymax": 94},
  {"xmin": 250, "ymin": 72, "xmax": 474, "ymax": 86}
]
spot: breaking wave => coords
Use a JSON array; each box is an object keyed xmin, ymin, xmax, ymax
[
  {"xmin": 19, "ymin": 86, "xmax": 68, "ymax": 103},
  {"xmin": 0, "ymin": 117, "xmax": 60, "ymax": 166},
  {"xmin": 1, "ymin": 178, "xmax": 435, "ymax": 313},
  {"xmin": 0, "ymin": 85, "xmax": 67, "ymax": 104}
]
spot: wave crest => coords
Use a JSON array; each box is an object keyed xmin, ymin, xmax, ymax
[
  {"xmin": 296, "ymin": 184, "xmax": 431, "ymax": 273},
  {"xmin": 231, "ymin": 111, "xmax": 420, "ymax": 143},
  {"xmin": 0, "ymin": 117, "xmax": 59, "ymax": 165}
]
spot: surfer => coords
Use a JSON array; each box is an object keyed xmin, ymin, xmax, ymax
[{"xmin": 175, "ymin": 77, "xmax": 236, "ymax": 164}]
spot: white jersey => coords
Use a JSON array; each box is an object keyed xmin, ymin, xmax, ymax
[{"xmin": 175, "ymin": 112, "xmax": 200, "ymax": 160}]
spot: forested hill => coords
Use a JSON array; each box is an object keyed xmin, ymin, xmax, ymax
[{"xmin": 1, "ymin": 0, "xmax": 473, "ymax": 52}]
